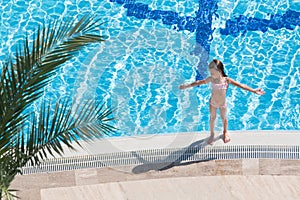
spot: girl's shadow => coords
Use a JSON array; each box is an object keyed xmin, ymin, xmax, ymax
[{"xmin": 132, "ymin": 135, "xmax": 222, "ymax": 174}]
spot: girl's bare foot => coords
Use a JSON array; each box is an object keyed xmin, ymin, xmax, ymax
[
  {"xmin": 208, "ymin": 134, "xmax": 214, "ymax": 145},
  {"xmin": 223, "ymin": 132, "xmax": 230, "ymax": 143}
]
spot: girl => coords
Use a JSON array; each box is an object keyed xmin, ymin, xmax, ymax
[{"xmin": 179, "ymin": 59, "xmax": 265, "ymax": 144}]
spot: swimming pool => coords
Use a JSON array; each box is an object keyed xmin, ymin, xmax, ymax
[{"xmin": 0, "ymin": 0, "xmax": 299, "ymax": 136}]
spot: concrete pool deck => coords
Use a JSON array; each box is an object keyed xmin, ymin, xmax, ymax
[{"xmin": 11, "ymin": 131, "xmax": 300, "ymax": 199}]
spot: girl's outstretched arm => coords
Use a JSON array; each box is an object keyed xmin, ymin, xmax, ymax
[
  {"xmin": 227, "ymin": 78, "xmax": 265, "ymax": 95},
  {"xmin": 179, "ymin": 77, "xmax": 211, "ymax": 90}
]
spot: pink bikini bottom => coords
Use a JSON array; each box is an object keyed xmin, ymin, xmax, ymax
[{"xmin": 210, "ymin": 100, "xmax": 227, "ymax": 109}]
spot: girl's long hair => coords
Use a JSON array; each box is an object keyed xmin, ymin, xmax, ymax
[{"xmin": 211, "ymin": 59, "xmax": 227, "ymax": 77}]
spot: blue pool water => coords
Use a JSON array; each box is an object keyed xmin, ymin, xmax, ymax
[{"xmin": 0, "ymin": 0, "xmax": 299, "ymax": 136}]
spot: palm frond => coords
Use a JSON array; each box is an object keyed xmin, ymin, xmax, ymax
[
  {"xmin": 15, "ymin": 99, "xmax": 116, "ymax": 166},
  {"xmin": 0, "ymin": 151, "xmax": 22, "ymax": 200},
  {"xmin": 0, "ymin": 14, "xmax": 107, "ymax": 153},
  {"xmin": 0, "ymin": 15, "xmax": 112, "ymax": 199}
]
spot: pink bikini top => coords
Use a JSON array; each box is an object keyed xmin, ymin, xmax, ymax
[{"xmin": 212, "ymin": 81, "xmax": 228, "ymax": 90}]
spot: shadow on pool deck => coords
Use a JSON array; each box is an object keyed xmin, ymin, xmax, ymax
[{"xmin": 131, "ymin": 135, "xmax": 224, "ymax": 173}]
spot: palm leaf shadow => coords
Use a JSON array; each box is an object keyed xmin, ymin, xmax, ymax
[{"xmin": 132, "ymin": 135, "xmax": 223, "ymax": 174}]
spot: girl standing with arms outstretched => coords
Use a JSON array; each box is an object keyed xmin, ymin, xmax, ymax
[{"xmin": 179, "ymin": 59, "xmax": 265, "ymax": 144}]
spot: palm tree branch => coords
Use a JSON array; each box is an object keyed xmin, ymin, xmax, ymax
[
  {"xmin": 14, "ymin": 99, "xmax": 115, "ymax": 166},
  {"xmin": 0, "ymin": 14, "xmax": 113, "ymax": 200},
  {"xmin": 0, "ymin": 15, "xmax": 107, "ymax": 148}
]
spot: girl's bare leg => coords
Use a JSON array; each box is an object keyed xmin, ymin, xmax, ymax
[
  {"xmin": 220, "ymin": 107, "xmax": 230, "ymax": 143},
  {"xmin": 209, "ymin": 104, "xmax": 217, "ymax": 144}
]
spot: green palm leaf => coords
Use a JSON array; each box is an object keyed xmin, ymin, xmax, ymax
[
  {"xmin": 0, "ymin": 14, "xmax": 107, "ymax": 154},
  {"xmin": 16, "ymin": 99, "xmax": 116, "ymax": 166},
  {"xmin": 0, "ymin": 14, "xmax": 116, "ymax": 199}
]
